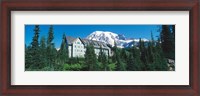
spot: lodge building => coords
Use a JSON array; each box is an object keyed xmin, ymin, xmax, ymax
[{"xmin": 66, "ymin": 36, "xmax": 112, "ymax": 58}]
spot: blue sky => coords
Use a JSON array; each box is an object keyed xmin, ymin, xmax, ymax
[{"xmin": 25, "ymin": 25, "xmax": 161, "ymax": 48}]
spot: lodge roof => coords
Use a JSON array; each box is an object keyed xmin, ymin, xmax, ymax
[
  {"xmin": 66, "ymin": 36, "xmax": 77, "ymax": 44},
  {"xmin": 66, "ymin": 36, "xmax": 109, "ymax": 48}
]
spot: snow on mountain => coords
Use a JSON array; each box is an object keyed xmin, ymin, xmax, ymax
[
  {"xmin": 86, "ymin": 31, "xmax": 149, "ymax": 48},
  {"xmin": 86, "ymin": 31, "xmax": 121, "ymax": 47},
  {"xmin": 133, "ymin": 38, "xmax": 149, "ymax": 42}
]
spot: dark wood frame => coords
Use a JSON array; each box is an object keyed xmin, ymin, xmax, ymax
[{"xmin": 0, "ymin": 0, "xmax": 199, "ymax": 96}]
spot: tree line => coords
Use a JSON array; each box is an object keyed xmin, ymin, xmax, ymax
[{"xmin": 25, "ymin": 25, "xmax": 175, "ymax": 71}]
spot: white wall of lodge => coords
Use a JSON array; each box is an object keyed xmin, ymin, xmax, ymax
[
  {"xmin": 68, "ymin": 38, "xmax": 111, "ymax": 58},
  {"xmin": 72, "ymin": 38, "xmax": 85, "ymax": 57}
]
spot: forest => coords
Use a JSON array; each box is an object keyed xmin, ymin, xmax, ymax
[{"xmin": 25, "ymin": 25, "xmax": 175, "ymax": 71}]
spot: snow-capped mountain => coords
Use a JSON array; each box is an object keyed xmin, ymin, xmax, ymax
[{"xmin": 86, "ymin": 31, "xmax": 149, "ymax": 48}]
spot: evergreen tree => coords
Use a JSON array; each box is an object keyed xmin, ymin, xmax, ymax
[
  {"xmin": 111, "ymin": 41, "xmax": 117, "ymax": 62},
  {"xmin": 39, "ymin": 36, "xmax": 47, "ymax": 68},
  {"xmin": 139, "ymin": 39, "xmax": 148, "ymax": 70},
  {"xmin": 31, "ymin": 25, "xmax": 40, "ymax": 48},
  {"xmin": 101, "ymin": 52, "xmax": 108, "ymax": 71},
  {"xmin": 130, "ymin": 46, "xmax": 143, "ymax": 71},
  {"xmin": 58, "ymin": 33, "xmax": 69, "ymax": 65},
  {"xmin": 171, "ymin": 25, "xmax": 175, "ymax": 60},
  {"xmin": 40, "ymin": 36, "xmax": 46, "ymax": 49},
  {"xmin": 154, "ymin": 40, "xmax": 168, "ymax": 71},
  {"xmin": 127, "ymin": 53, "xmax": 135, "ymax": 71},
  {"xmin": 151, "ymin": 31, "xmax": 155, "ymax": 43},
  {"xmin": 146, "ymin": 42, "xmax": 155, "ymax": 71},
  {"xmin": 110, "ymin": 41, "xmax": 126, "ymax": 71},
  {"xmin": 29, "ymin": 25, "xmax": 43, "ymax": 69},
  {"xmin": 115, "ymin": 48, "xmax": 126, "ymax": 71},
  {"xmin": 144, "ymin": 32, "xmax": 157, "ymax": 71},
  {"xmin": 98, "ymin": 46, "xmax": 103, "ymax": 62},
  {"xmin": 98, "ymin": 46, "xmax": 108, "ymax": 70},
  {"xmin": 46, "ymin": 25, "xmax": 56, "ymax": 69},
  {"xmin": 47, "ymin": 25, "xmax": 54, "ymax": 45},
  {"xmin": 25, "ymin": 45, "xmax": 32, "ymax": 69},
  {"xmin": 121, "ymin": 48, "xmax": 129, "ymax": 63},
  {"xmin": 160, "ymin": 25, "xmax": 174, "ymax": 59},
  {"xmin": 148, "ymin": 32, "xmax": 155, "ymax": 63},
  {"xmin": 139, "ymin": 38, "xmax": 144, "ymax": 51},
  {"xmin": 85, "ymin": 44, "xmax": 97, "ymax": 71}
]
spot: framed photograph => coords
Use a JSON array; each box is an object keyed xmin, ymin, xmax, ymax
[{"xmin": 1, "ymin": 0, "xmax": 199, "ymax": 95}]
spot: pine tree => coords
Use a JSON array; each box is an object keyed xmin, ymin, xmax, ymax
[
  {"xmin": 111, "ymin": 41, "xmax": 117, "ymax": 62},
  {"xmin": 148, "ymin": 32, "xmax": 155, "ymax": 63},
  {"xmin": 40, "ymin": 36, "xmax": 46, "ymax": 49},
  {"xmin": 146, "ymin": 42, "xmax": 155, "ymax": 71},
  {"xmin": 39, "ymin": 36, "xmax": 47, "ymax": 68},
  {"xmin": 160, "ymin": 25, "xmax": 174, "ymax": 59},
  {"xmin": 46, "ymin": 25, "xmax": 56, "ymax": 70},
  {"xmin": 154, "ymin": 40, "xmax": 168, "ymax": 71},
  {"xmin": 98, "ymin": 46, "xmax": 108, "ymax": 71},
  {"xmin": 133, "ymin": 47, "xmax": 143, "ymax": 71},
  {"xmin": 102, "ymin": 52, "xmax": 108, "ymax": 71},
  {"xmin": 31, "ymin": 25, "xmax": 40, "ymax": 49},
  {"xmin": 58, "ymin": 33, "xmax": 69, "ymax": 65},
  {"xmin": 171, "ymin": 25, "xmax": 175, "ymax": 60},
  {"xmin": 139, "ymin": 38, "xmax": 144, "ymax": 51},
  {"xmin": 25, "ymin": 45, "xmax": 32, "ymax": 69},
  {"xmin": 139, "ymin": 39, "xmax": 148, "ymax": 70},
  {"xmin": 98, "ymin": 46, "xmax": 103, "ymax": 62},
  {"xmin": 47, "ymin": 25, "xmax": 54, "ymax": 45},
  {"xmin": 127, "ymin": 53, "xmax": 135, "ymax": 71},
  {"xmin": 85, "ymin": 44, "xmax": 97, "ymax": 71},
  {"xmin": 110, "ymin": 41, "xmax": 126, "ymax": 71},
  {"xmin": 143, "ymin": 32, "xmax": 157, "ymax": 71},
  {"xmin": 28, "ymin": 25, "xmax": 43, "ymax": 69},
  {"xmin": 115, "ymin": 48, "xmax": 126, "ymax": 71},
  {"xmin": 121, "ymin": 48, "xmax": 129, "ymax": 63}
]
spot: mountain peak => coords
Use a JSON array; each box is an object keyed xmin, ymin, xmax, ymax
[
  {"xmin": 86, "ymin": 31, "xmax": 148, "ymax": 48},
  {"xmin": 86, "ymin": 31, "xmax": 120, "ymax": 47}
]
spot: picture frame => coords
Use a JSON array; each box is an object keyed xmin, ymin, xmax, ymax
[{"xmin": 0, "ymin": 0, "xmax": 199, "ymax": 95}]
